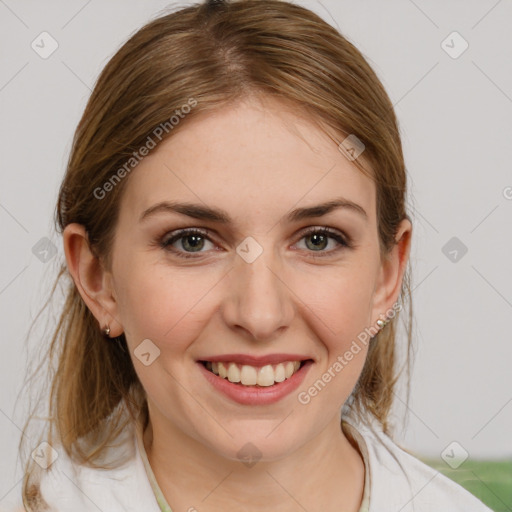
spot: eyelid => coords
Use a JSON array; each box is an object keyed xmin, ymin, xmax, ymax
[
  {"xmin": 296, "ymin": 225, "xmax": 350, "ymax": 245},
  {"xmin": 161, "ymin": 227, "xmax": 211, "ymax": 244}
]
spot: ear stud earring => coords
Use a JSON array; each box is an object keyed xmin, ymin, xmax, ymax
[
  {"xmin": 376, "ymin": 318, "xmax": 389, "ymax": 329},
  {"xmin": 102, "ymin": 325, "xmax": 111, "ymax": 338}
]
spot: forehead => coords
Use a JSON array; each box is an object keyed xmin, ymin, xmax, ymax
[{"xmin": 119, "ymin": 96, "xmax": 376, "ymax": 226}]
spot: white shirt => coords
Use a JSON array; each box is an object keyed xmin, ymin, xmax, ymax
[{"xmin": 35, "ymin": 411, "xmax": 492, "ymax": 512}]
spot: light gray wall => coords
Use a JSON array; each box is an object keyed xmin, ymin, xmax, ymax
[{"xmin": 1, "ymin": 0, "xmax": 511, "ymax": 508}]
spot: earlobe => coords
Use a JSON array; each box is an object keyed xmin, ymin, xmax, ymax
[
  {"xmin": 371, "ymin": 219, "xmax": 412, "ymax": 323},
  {"xmin": 62, "ymin": 223, "xmax": 123, "ymax": 337}
]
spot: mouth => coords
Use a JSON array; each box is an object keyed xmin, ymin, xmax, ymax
[{"xmin": 199, "ymin": 359, "xmax": 312, "ymax": 387}]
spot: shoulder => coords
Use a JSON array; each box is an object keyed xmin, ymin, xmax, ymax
[
  {"xmin": 37, "ymin": 421, "xmax": 159, "ymax": 512},
  {"xmin": 342, "ymin": 413, "xmax": 493, "ymax": 512}
]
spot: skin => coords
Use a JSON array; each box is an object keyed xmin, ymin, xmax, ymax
[{"xmin": 64, "ymin": 94, "xmax": 411, "ymax": 512}]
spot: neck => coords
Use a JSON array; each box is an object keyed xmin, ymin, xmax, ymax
[{"xmin": 144, "ymin": 413, "xmax": 365, "ymax": 512}]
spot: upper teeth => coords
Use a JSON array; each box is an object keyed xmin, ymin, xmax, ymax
[{"xmin": 205, "ymin": 361, "xmax": 301, "ymax": 387}]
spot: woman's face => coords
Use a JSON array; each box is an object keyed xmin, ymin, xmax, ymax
[{"xmin": 105, "ymin": 95, "xmax": 409, "ymax": 461}]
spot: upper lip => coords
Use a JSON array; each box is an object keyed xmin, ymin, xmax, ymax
[{"xmin": 198, "ymin": 353, "xmax": 313, "ymax": 366}]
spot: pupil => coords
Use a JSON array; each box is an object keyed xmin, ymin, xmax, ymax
[
  {"xmin": 306, "ymin": 233, "xmax": 327, "ymax": 251},
  {"xmin": 183, "ymin": 235, "xmax": 204, "ymax": 251}
]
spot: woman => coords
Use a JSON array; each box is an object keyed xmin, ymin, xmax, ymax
[{"xmin": 20, "ymin": 0, "xmax": 492, "ymax": 510}]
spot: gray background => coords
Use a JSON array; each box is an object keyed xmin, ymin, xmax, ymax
[{"xmin": 1, "ymin": 0, "xmax": 511, "ymax": 508}]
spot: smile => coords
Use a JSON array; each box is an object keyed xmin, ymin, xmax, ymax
[
  {"xmin": 201, "ymin": 360, "xmax": 304, "ymax": 387},
  {"xmin": 197, "ymin": 355, "xmax": 314, "ymax": 405}
]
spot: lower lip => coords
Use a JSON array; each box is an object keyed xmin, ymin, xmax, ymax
[{"xmin": 197, "ymin": 361, "xmax": 313, "ymax": 405}]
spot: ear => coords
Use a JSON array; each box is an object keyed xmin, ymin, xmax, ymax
[
  {"xmin": 62, "ymin": 223, "xmax": 123, "ymax": 337},
  {"xmin": 371, "ymin": 218, "xmax": 412, "ymax": 323}
]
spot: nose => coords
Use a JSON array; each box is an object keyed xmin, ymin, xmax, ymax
[{"xmin": 221, "ymin": 248, "xmax": 295, "ymax": 342}]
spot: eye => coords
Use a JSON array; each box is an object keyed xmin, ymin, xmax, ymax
[
  {"xmin": 160, "ymin": 228, "xmax": 216, "ymax": 259},
  {"xmin": 158, "ymin": 226, "xmax": 351, "ymax": 260},
  {"xmin": 294, "ymin": 227, "xmax": 350, "ymax": 257}
]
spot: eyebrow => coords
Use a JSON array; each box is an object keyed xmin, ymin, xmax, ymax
[{"xmin": 139, "ymin": 197, "xmax": 367, "ymax": 224}]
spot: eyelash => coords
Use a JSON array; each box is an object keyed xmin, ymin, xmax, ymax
[{"xmin": 158, "ymin": 227, "xmax": 352, "ymax": 260}]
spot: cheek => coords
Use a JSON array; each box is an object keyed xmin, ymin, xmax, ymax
[
  {"xmin": 113, "ymin": 256, "xmax": 223, "ymax": 349},
  {"xmin": 292, "ymin": 269, "xmax": 375, "ymax": 409},
  {"xmin": 292, "ymin": 261, "xmax": 377, "ymax": 342},
  {"xmin": 289, "ymin": 257, "xmax": 378, "ymax": 402}
]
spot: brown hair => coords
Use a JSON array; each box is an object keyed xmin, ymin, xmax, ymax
[{"xmin": 20, "ymin": 0, "xmax": 413, "ymax": 508}]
